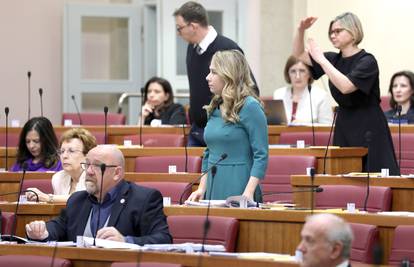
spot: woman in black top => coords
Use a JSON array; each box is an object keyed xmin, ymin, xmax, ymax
[
  {"xmin": 384, "ymin": 71, "xmax": 414, "ymax": 124},
  {"xmin": 293, "ymin": 12, "xmax": 399, "ymax": 175},
  {"xmin": 140, "ymin": 77, "xmax": 186, "ymax": 125}
]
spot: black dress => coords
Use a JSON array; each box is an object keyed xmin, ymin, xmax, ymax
[
  {"xmin": 310, "ymin": 50, "xmax": 399, "ymax": 175},
  {"xmin": 144, "ymin": 103, "xmax": 186, "ymax": 125}
]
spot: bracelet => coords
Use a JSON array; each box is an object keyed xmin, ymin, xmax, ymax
[{"xmin": 48, "ymin": 194, "xmax": 54, "ymax": 203}]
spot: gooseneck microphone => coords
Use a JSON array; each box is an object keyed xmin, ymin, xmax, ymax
[
  {"xmin": 27, "ymin": 71, "xmax": 31, "ymax": 120},
  {"xmin": 93, "ymin": 163, "xmax": 106, "ymax": 247},
  {"xmin": 39, "ymin": 88, "xmax": 44, "ymax": 117},
  {"xmin": 363, "ymin": 131, "xmax": 372, "ymax": 212},
  {"xmin": 258, "ymin": 187, "xmax": 323, "ymax": 208},
  {"xmin": 322, "ymin": 107, "xmax": 338, "ymax": 174},
  {"xmin": 308, "ymin": 85, "xmax": 315, "ymax": 146},
  {"xmin": 397, "ymin": 105, "xmax": 402, "ymax": 175},
  {"xmin": 201, "ymin": 165, "xmax": 217, "ymax": 253},
  {"xmin": 71, "ymin": 95, "xmax": 83, "ymax": 125},
  {"xmin": 139, "ymin": 87, "xmax": 145, "ymax": 147},
  {"xmin": 309, "ymin": 167, "xmax": 316, "ymax": 214},
  {"xmin": 0, "ymin": 189, "xmax": 39, "ymax": 202},
  {"xmin": 104, "ymin": 106, "xmax": 109, "ymax": 144},
  {"xmin": 4, "ymin": 107, "xmax": 9, "ymax": 171},
  {"xmin": 178, "ymin": 153, "xmax": 228, "ymax": 205}
]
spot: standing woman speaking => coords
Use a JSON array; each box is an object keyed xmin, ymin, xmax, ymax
[
  {"xmin": 187, "ymin": 50, "xmax": 268, "ymax": 202},
  {"xmin": 293, "ymin": 12, "xmax": 399, "ymax": 175}
]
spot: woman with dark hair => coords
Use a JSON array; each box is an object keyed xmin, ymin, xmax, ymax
[
  {"xmin": 384, "ymin": 70, "xmax": 414, "ymax": 124},
  {"xmin": 273, "ymin": 55, "xmax": 333, "ymax": 124},
  {"xmin": 140, "ymin": 77, "xmax": 186, "ymax": 125},
  {"xmin": 293, "ymin": 12, "xmax": 399, "ymax": 175},
  {"xmin": 11, "ymin": 117, "xmax": 62, "ymax": 172}
]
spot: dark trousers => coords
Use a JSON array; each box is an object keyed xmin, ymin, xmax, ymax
[{"xmin": 187, "ymin": 124, "xmax": 206, "ymax": 147}]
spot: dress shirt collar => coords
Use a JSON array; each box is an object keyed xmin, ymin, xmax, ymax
[{"xmin": 194, "ymin": 25, "xmax": 217, "ymax": 54}]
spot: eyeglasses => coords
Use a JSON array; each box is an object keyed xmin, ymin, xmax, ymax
[
  {"xmin": 176, "ymin": 23, "xmax": 190, "ymax": 33},
  {"xmin": 289, "ymin": 69, "xmax": 307, "ymax": 76},
  {"xmin": 80, "ymin": 162, "xmax": 119, "ymax": 171},
  {"xmin": 57, "ymin": 148, "xmax": 83, "ymax": 156},
  {"xmin": 329, "ymin": 28, "xmax": 345, "ymax": 36}
]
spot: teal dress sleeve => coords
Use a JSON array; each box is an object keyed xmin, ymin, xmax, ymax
[{"xmin": 239, "ymin": 97, "xmax": 269, "ymax": 179}]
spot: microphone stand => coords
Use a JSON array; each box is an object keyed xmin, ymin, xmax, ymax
[
  {"xmin": 10, "ymin": 163, "xmax": 28, "ymax": 242},
  {"xmin": 71, "ymin": 95, "xmax": 83, "ymax": 125},
  {"xmin": 104, "ymin": 106, "xmax": 108, "ymax": 144},
  {"xmin": 309, "ymin": 167, "xmax": 316, "ymax": 214},
  {"xmin": 4, "ymin": 107, "xmax": 9, "ymax": 171},
  {"xmin": 308, "ymin": 85, "xmax": 315, "ymax": 146},
  {"xmin": 139, "ymin": 87, "xmax": 145, "ymax": 147},
  {"xmin": 363, "ymin": 131, "xmax": 372, "ymax": 212},
  {"xmin": 93, "ymin": 163, "xmax": 106, "ymax": 247},
  {"xmin": 323, "ymin": 107, "xmax": 338, "ymax": 174},
  {"xmin": 39, "ymin": 88, "xmax": 43, "ymax": 117},
  {"xmin": 201, "ymin": 166, "xmax": 217, "ymax": 253},
  {"xmin": 257, "ymin": 187, "xmax": 323, "ymax": 208},
  {"xmin": 397, "ymin": 105, "xmax": 402, "ymax": 175},
  {"xmin": 27, "ymin": 71, "xmax": 31, "ymax": 120}
]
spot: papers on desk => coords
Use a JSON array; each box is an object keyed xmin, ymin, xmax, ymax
[
  {"xmin": 377, "ymin": 211, "xmax": 414, "ymax": 217},
  {"xmin": 185, "ymin": 200, "xmax": 227, "ymax": 207},
  {"xmin": 210, "ymin": 252, "xmax": 297, "ymax": 262},
  {"xmin": 79, "ymin": 236, "xmax": 142, "ymax": 250},
  {"xmin": 144, "ymin": 242, "xmax": 226, "ymax": 253}
]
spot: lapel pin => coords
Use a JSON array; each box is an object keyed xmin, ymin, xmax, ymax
[{"xmin": 120, "ymin": 198, "xmax": 125, "ymax": 204}]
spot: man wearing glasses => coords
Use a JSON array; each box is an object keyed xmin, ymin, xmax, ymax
[
  {"xmin": 173, "ymin": 1, "xmax": 258, "ymax": 147},
  {"xmin": 26, "ymin": 145, "xmax": 172, "ymax": 245}
]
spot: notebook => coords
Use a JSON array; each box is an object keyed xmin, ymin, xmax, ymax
[{"xmin": 262, "ymin": 99, "xmax": 288, "ymax": 125}]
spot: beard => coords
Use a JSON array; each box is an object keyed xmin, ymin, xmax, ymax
[{"xmin": 85, "ymin": 180, "xmax": 99, "ymax": 196}]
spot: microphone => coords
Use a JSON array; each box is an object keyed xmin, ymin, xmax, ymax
[
  {"xmin": 71, "ymin": 95, "xmax": 83, "ymax": 125},
  {"xmin": 0, "ymin": 189, "xmax": 39, "ymax": 203},
  {"xmin": 262, "ymin": 187, "xmax": 324, "ymax": 196},
  {"xmin": 363, "ymin": 131, "xmax": 372, "ymax": 212},
  {"xmin": 93, "ymin": 163, "xmax": 106, "ymax": 247},
  {"xmin": 4, "ymin": 107, "xmax": 9, "ymax": 171},
  {"xmin": 397, "ymin": 105, "xmax": 402, "ymax": 175},
  {"xmin": 182, "ymin": 123, "xmax": 188, "ymax": 172},
  {"xmin": 178, "ymin": 153, "xmax": 228, "ymax": 205},
  {"xmin": 139, "ymin": 87, "xmax": 145, "ymax": 147},
  {"xmin": 104, "ymin": 106, "xmax": 109, "ymax": 144},
  {"xmin": 27, "ymin": 71, "xmax": 31, "ymax": 120},
  {"xmin": 201, "ymin": 165, "xmax": 217, "ymax": 253},
  {"xmin": 39, "ymin": 88, "xmax": 44, "ymax": 117},
  {"xmin": 322, "ymin": 107, "xmax": 339, "ymax": 174},
  {"xmin": 309, "ymin": 167, "xmax": 316, "ymax": 214},
  {"xmin": 308, "ymin": 85, "xmax": 315, "ymax": 146}
]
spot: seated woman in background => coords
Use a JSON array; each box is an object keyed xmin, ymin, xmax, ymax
[
  {"xmin": 384, "ymin": 70, "xmax": 414, "ymax": 124},
  {"xmin": 25, "ymin": 128, "xmax": 97, "ymax": 203},
  {"xmin": 11, "ymin": 117, "xmax": 62, "ymax": 172},
  {"xmin": 273, "ymin": 56, "xmax": 333, "ymax": 124},
  {"xmin": 140, "ymin": 77, "xmax": 186, "ymax": 125}
]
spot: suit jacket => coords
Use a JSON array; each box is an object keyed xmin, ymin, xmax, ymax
[{"xmin": 45, "ymin": 180, "xmax": 172, "ymax": 245}]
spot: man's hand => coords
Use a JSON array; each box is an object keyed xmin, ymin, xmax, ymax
[
  {"xmin": 25, "ymin": 220, "xmax": 49, "ymax": 240},
  {"xmin": 96, "ymin": 227, "xmax": 125, "ymax": 242}
]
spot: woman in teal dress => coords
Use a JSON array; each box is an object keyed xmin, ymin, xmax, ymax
[{"xmin": 187, "ymin": 50, "xmax": 268, "ymax": 202}]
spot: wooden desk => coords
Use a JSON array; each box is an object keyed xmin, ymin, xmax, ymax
[
  {"xmin": 0, "ymin": 244, "xmax": 297, "ymax": 267},
  {"xmin": 291, "ymin": 175, "xmax": 414, "ymax": 211},
  {"xmin": 0, "ymin": 172, "xmax": 200, "ymax": 202},
  {"xmin": 2, "ymin": 203, "xmax": 412, "ymax": 264}
]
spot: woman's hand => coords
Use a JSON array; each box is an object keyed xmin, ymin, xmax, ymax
[
  {"xmin": 298, "ymin": 16, "xmax": 318, "ymax": 32},
  {"xmin": 25, "ymin": 187, "xmax": 48, "ymax": 202},
  {"xmin": 141, "ymin": 102, "xmax": 154, "ymax": 119},
  {"xmin": 307, "ymin": 38, "xmax": 326, "ymax": 64},
  {"xmin": 186, "ymin": 189, "xmax": 205, "ymax": 202}
]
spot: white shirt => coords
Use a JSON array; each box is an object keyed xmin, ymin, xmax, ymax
[
  {"xmin": 194, "ymin": 26, "xmax": 217, "ymax": 54},
  {"xmin": 51, "ymin": 170, "xmax": 86, "ymax": 195},
  {"xmin": 337, "ymin": 260, "xmax": 350, "ymax": 267},
  {"xmin": 273, "ymin": 85, "xmax": 333, "ymax": 124}
]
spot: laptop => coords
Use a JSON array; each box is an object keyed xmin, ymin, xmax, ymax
[{"xmin": 262, "ymin": 99, "xmax": 288, "ymax": 125}]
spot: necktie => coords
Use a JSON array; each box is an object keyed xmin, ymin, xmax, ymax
[{"xmin": 195, "ymin": 44, "xmax": 203, "ymax": 55}]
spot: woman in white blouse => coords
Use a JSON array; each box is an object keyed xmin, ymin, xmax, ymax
[
  {"xmin": 26, "ymin": 128, "xmax": 97, "ymax": 203},
  {"xmin": 273, "ymin": 55, "xmax": 333, "ymax": 124}
]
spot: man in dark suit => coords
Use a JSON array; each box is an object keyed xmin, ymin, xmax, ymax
[
  {"xmin": 297, "ymin": 213, "xmax": 353, "ymax": 267},
  {"xmin": 26, "ymin": 145, "xmax": 172, "ymax": 245}
]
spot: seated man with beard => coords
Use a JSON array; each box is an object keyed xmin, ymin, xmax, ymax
[{"xmin": 25, "ymin": 145, "xmax": 172, "ymax": 245}]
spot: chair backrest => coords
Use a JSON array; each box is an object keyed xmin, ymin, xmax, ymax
[
  {"xmin": 278, "ymin": 131, "xmax": 333, "ymax": 146},
  {"xmin": 167, "ymin": 215, "xmax": 239, "ymax": 252},
  {"xmin": 1, "ymin": 211, "xmax": 15, "ymax": 235},
  {"xmin": 391, "ymin": 133, "xmax": 414, "ymax": 175},
  {"xmin": 261, "ymin": 155, "xmax": 317, "ymax": 203},
  {"xmin": 389, "ymin": 225, "xmax": 414, "ymax": 265},
  {"xmin": 62, "ymin": 112, "xmax": 126, "ymax": 125},
  {"xmin": 0, "ymin": 132, "xmax": 20, "ymax": 147},
  {"xmin": 22, "ymin": 179, "xmax": 53, "ymax": 194},
  {"xmin": 0, "ymin": 255, "xmax": 72, "ymax": 267},
  {"xmin": 349, "ymin": 223, "xmax": 379, "ymax": 264},
  {"xmin": 136, "ymin": 182, "xmax": 191, "ymax": 205},
  {"xmin": 124, "ymin": 134, "xmax": 185, "ymax": 147},
  {"xmin": 112, "ymin": 263, "xmax": 182, "ymax": 267},
  {"xmin": 380, "ymin": 94, "xmax": 391, "ymax": 112},
  {"xmin": 135, "ymin": 156, "xmax": 202, "ymax": 173},
  {"xmin": 315, "ymin": 185, "xmax": 392, "ymax": 212}
]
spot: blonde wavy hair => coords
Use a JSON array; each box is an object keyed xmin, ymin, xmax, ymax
[{"xmin": 204, "ymin": 50, "xmax": 261, "ymax": 123}]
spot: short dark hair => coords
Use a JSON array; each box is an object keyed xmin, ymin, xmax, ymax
[
  {"xmin": 283, "ymin": 55, "xmax": 314, "ymax": 84},
  {"xmin": 173, "ymin": 1, "xmax": 209, "ymax": 27},
  {"xmin": 16, "ymin": 116, "xmax": 59, "ymax": 169},
  {"xmin": 144, "ymin": 76, "xmax": 175, "ymax": 107},
  {"xmin": 388, "ymin": 70, "xmax": 414, "ymax": 109}
]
